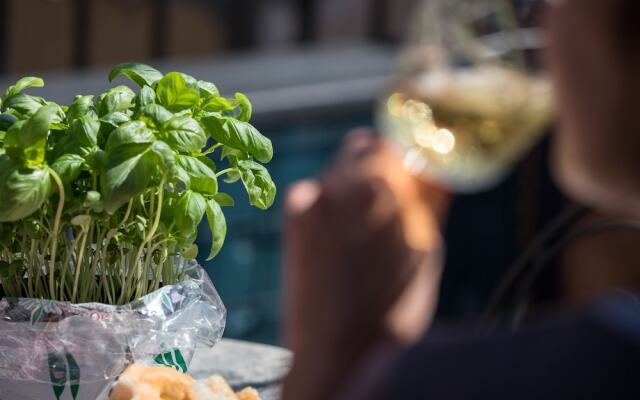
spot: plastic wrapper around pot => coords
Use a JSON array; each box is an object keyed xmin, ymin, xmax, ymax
[{"xmin": 0, "ymin": 262, "xmax": 226, "ymax": 400}]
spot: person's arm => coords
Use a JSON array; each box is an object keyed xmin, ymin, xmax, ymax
[{"xmin": 282, "ymin": 131, "xmax": 449, "ymax": 400}]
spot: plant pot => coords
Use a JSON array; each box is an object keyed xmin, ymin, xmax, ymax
[{"xmin": 0, "ymin": 262, "xmax": 225, "ymax": 400}]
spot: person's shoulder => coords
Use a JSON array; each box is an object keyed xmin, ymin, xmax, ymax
[{"xmin": 386, "ymin": 294, "xmax": 640, "ymax": 399}]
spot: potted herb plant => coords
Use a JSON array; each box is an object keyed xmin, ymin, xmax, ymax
[{"xmin": 0, "ymin": 63, "xmax": 276, "ymax": 400}]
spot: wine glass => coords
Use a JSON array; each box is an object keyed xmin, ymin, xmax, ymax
[{"xmin": 377, "ymin": 0, "xmax": 553, "ymax": 193}]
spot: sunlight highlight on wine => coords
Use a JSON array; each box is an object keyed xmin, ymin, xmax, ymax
[{"xmin": 380, "ymin": 65, "xmax": 553, "ymax": 192}]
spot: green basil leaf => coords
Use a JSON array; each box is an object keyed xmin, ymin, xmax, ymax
[
  {"xmin": 205, "ymin": 198, "xmax": 226, "ymax": 260},
  {"xmin": 150, "ymin": 140, "xmax": 176, "ymax": 171},
  {"xmin": 136, "ymin": 85, "xmax": 156, "ymax": 110},
  {"xmin": 198, "ymin": 81, "xmax": 219, "ymax": 98},
  {"xmin": 182, "ymin": 243, "xmax": 198, "ymax": 260},
  {"xmin": 66, "ymin": 95, "xmax": 97, "ymax": 123},
  {"xmin": 224, "ymin": 170, "xmax": 241, "ymax": 184},
  {"xmin": 201, "ymin": 96, "xmax": 239, "ymax": 113},
  {"xmin": 0, "ymin": 113, "xmax": 18, "ymax": 131},
  {"xmin": 155, "ymin": 72, "xmax": 200, "ymax": 112},
  {"xmin": 101, "ymin": 143, "xmax": 159, "ymax": 214},
  {"xmin": 5, "ymin": 105, "xmax": 58, "ymax": 166},
  {"xmin": 181, "ymin": 73, "xmax": 199, "ymax": 89},
  {"xmin": 160, "ymin": 190, "xmax": 178, "ymax": 223},
  {"xmin": 234, "ymin": 92, "xmax": 252, "ymax": 122},
  {"xmin": 47, "ymin": 104, "xmax": 67, "ymax": 130},
  {"xmin": 176, "ymin": 231, "xmax": 198, "ymax": 249},
  {"xmin": 0, "ymin": 155, "xmax": 51, "ymax": 222},
  {"xmin": 2, "ymin": 109, "xmax": 22, "ymax": 120},
  {"xmin": 49, "ymin": 132, "xmax": 94, "ymax": 162},
  {"xmin": 87, "ymin": 148, "xmax": 107, "ymax": 172},
  {"xmin": 201, "ymin": 113, "xmax": 273, "ymax": 163},
  {"xmin": 220, "ymin": 145, "xmax": 250, "ymax": 161},
  {"xmin": 4, "ymin": 121, "xmax": 25, "ymax": 160},
  {"xmin": 201, "ymin": 93, "xmax": 249, "ymax": 120},
  {"xmin": 105, "ymin": 121, "xmax": 155, "ymax": 151},
  {"xmin": 176, "ymin": 155, "xmax": 217, "ymax": 194},
  {"xmin": 109, "ymin": 63, "xmax": 163, "ymax": 87},
  {"xmin": 2, "ymin": 77, "xmax": 44, "ymax": 104},
  {"xmin": 174, "ymin": 190, "xmax": 206, "ymax": 237},
  {"xmin": 140, "ymin": 104, "xmax": 173, "ymax": 130},
  {"xmin": 100, "ymin": 111, "xmax": 130, "ymax": 128},
  {"xmin": 160, "ymin": 116, "xmax": 206, "ymax": 153},
  {"xmin": 46, "ymin": 131, "xmax": 70, "ymax": 160},
  {"xmin": 51, "ymin": 154, "xmax": 85, "ymax": 183},
  {"xmin": 213, "ymin": 192, "xmax": 234, "ymax": 207},
  {"xmin": 198, "ymin": 154, "xmax": 217, "ymax": 170},
  {"xmin": 70, "ymin": 114, "xmax": 100, "ymax": 148},
  {"xmin": 217, "ymin": 147, "xmax": 245, "ymax": 183},
  {"xmin": 3, "ymin": 94, "xmax": 48, "ymax": 117},
  {"xmin": 83, "ymin": 190, "xmax": 103, "ymax": 213},
  {"xmin": 97, "ymin": 85, "xmax": 135, "ymax": 116},
  {"xmin": 174, "ymin": 163, "xmax": 191, "ymax": 186},
  {"xmin": 238, "ymin": 160, "xmax": 276, "ymax": 210}
]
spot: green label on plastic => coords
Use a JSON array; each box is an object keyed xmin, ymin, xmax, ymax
[
  {"xmin": 153, "ymin": 349, "xmax": 188, "ymax": 373},
  {"xmin": 47, "ymin": 349, "xmax": 81, "ymax": 400}
]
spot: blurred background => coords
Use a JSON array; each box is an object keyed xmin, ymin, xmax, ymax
[{"xmin": 0, "ymin": 0, "xmax": 566, "ymax": 344}]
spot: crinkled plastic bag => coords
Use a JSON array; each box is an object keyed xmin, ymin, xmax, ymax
[{"xmin": 0, "ymin": 262, "xmax": 225, "ymax": 400}]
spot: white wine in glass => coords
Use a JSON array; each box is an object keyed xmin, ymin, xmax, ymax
[{"xmin": 378, "ymin": 0, "xmax": 553, "ymax": 192}]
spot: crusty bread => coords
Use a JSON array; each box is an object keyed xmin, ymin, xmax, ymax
[
  {"xmin": 108, "ymin": 364, "xmax": 196, "ymax": 400},
  {"xmin": 235, "ymin": 387, "xmax": 260, "ymax": 400},
  {"xmin": 108, "ymin": 365, "xmax": 261, "ymax": 400}
]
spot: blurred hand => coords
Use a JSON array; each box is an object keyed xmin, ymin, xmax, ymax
[{"xmin": 282, "ymin": 130, "xmax": 449, "ymax": 400}]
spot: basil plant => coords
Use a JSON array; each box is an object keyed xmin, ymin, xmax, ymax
[{"xmin": 0, "ymin": 63, "xmax": 275, "ymax": 304}]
